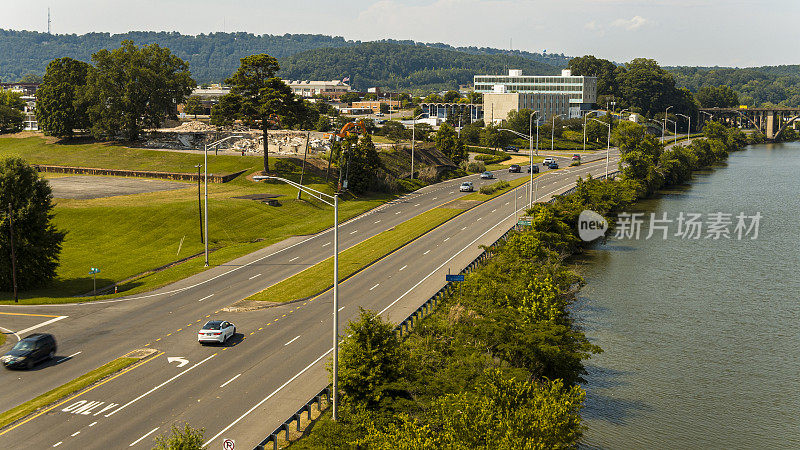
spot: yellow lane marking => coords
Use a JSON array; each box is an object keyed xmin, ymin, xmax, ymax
[
  {"xmin": 176, "ymin": 328, "xmax": 182, "ymax": 332},
  {"xmin": 155, "ymin": 338, "xmax": 161, "ymax": 342},
  {"xmin": 206, "ymin": 315, "xmax": 211, "ymax": 318},
  {"xmin": 249, "ymin": 332, "xmax": 254, "ymax": 335},
  {"xmin": 273, "ymin": 318, "xmax": 278, "ymax": 321},
  {"xmin": 266, "ymin": 323, "xmax": 272, "ymax": 326},
  {"xmin": 281, "ymin": 314, "xmax": 286, "ymax": 317},
  {"xmin": 258, "ymin": 327, "xmax": 263, "ymax": 331},
  {"xmin": 0, "ymin": 351, "xmax": 164, "ymax": 437},
  {"xmin": 0, "ymin": 312, "xmax": 61, "ymax": 318},
  {"xmin": 166, "ymin": 333, "xmax": 172, "ymax": 337}
]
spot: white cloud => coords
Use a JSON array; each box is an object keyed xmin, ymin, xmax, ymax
[{"xmin": 611, "ymin": 15, "xmax": 651, "ymax": 30}]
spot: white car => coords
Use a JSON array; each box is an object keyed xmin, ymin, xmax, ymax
[
  {"xmin": 542, "ymin": 157, "xmax": 555, "ymax": 166},
  {"xmin": 459, "ymin": 181, "xmax": 474, "ymax": 192},
  {"xmin": 198, "ymin": 320, "xmax": 236, "ymax": 344}
]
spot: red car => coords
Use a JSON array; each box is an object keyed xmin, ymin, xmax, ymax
[{"xmin": 572, "ymin": 154, "xmax": 581, "ymax": 161}]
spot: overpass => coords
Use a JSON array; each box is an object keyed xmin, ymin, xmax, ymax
[{"xmin": 699, "ymin": 107, "xmax": 800, "ymax": 140}]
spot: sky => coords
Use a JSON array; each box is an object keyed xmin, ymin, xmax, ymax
[{"xmin": 1, "ymin": 0, "xmax": 798, "ymax": 67}]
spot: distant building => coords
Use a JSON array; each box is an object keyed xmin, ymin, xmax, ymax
[
  {"xmin": 182, "ymin": 85, "xmax": 231, "ymax": 115},
  {"xmin": 419, "ymin": 103, "xmax": 483, "ymax": 123},
  {"xmin": 351, "ymin": 100, "xmax": 401, "ymax": 114},
  {"xmin": 475, "ymin": 69, "xmax": 597, "ymax": 123},
  {"xmin": 1, "ymin": 83, "xmax": 39, "ymax": 130},
  {"xmin": 283, "ymin": 79, "xmax": 352, "ymax": 98}
]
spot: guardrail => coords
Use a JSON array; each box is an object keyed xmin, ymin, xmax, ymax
[{"xmin": 252, "ymin": 169, "xmax": 623, "ymax": 450}]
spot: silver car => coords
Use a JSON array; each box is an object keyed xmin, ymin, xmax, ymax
[
  {"xmin": 459, "ymin": 181, "xmax": 474, "ymax": 192},
  {"xmin": 198, "ymin": 320, "xmax": 236, "ymax": 344}
]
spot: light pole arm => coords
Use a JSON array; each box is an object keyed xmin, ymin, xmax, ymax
[{"xmin": 253, "ymin": 176, "xmax": 336, "ymax": 206}]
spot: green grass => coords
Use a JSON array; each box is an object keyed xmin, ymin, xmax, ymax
[
  {"xmin": 0, "ymin": 137, "xmax": 397, "ymax": 304},
  {"xmin": 0, "ymin": 356, "xmax": 138, "ymax": 429},
  {"xmin": 0, "ymin": 334, "xmax": 5, "ymax": 347},
  {"xmin": 0, "ymin": 136, "xmax": 259, "ymax": 175},
  {"xmin": 460, "ymin": 175, "xmax": 533, "ymax": 201},
  {"xmin": 248, "ymin": 207, "xmax": 464, "ymax": 303}
]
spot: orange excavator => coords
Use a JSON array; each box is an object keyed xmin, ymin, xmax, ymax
[{"xmin": 335, "ymin": 119, "xmax": 368, "ymax": 140}]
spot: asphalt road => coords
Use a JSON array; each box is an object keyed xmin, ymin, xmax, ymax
[{"xmin": 0, "ymin": 150, "xmax": 620, "ymax": 449}]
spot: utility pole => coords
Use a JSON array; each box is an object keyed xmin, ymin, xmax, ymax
[
  {"xmin": 8, "ymin": 203, "xmax": 18, "ymax": 303},
  {"xmin": 47, "ymin": 8, "xmax": 51, "ymax": 34},
  {"xmin": 195, "ymin": 165, "xmax": 203, "ymax": 244},
  {"xmin": 298, "ymin": 132, "xmax": 310, "ymax": 199}
]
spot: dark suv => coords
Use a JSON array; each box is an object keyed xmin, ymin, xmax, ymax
[
  {"xmin": 508, "ymin": 164, "xmax": 521, "ymax": 173},
  {"xmin": 2, "ymin": 333, "xmax": 57, "ymax": 370}
]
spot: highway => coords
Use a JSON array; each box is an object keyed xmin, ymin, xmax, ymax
[{"xmin": 0, "ymin": 150, "xmax": 620, "ymax": 449}]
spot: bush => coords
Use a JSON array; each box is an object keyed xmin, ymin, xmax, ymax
[
  {"xmin": 479, "ymin": 179, "xmax": 510, "ymax": 195},
  {"xmin": 569, "ymin": 160, "xmax": 581, "ymax": 167},
  {"xmin": 465, "ymin": 161, "xmax": 485, "ymax": 173},
  {"xmin": 152, "ymin": 423, "xmax": 204, "ymax": 450},
  {"xmin": 417, "ymin": 166, "xmax": 438, "ymax": 183}
]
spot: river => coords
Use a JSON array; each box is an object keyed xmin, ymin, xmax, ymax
[{"xmin": 576, "ymin": 142, "xmax": 800, "ymax": 448}]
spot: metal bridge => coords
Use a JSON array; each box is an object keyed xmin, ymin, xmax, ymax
[{"xmin": 699, "ymin": 107, "xmax": 800, "ymax": 140}]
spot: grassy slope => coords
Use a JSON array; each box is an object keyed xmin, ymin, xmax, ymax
[
  {"xmin": 0, "ymin": 137, "xmax": 258, "ymax": 174},
  {"xmin": 0, "ymin": 137, "xmax": 392, "ymax": 304},
  {"xmin": 248, "ymin": 207, "xmax": 464, "ymax": 303}
]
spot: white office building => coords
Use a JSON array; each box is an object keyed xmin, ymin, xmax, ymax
[{"xmin": 475, "ymin": 69, "xmax": 597, "ymax": 123}]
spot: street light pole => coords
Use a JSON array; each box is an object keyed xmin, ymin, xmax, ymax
[
  {"xmin": 252, "ymin": 175, "xmax": 341, "ymax": 420},
  {"xmin": 529, "ymin": 111, "xmax": 538, "ymax": 208},
  {"xmin": 411, "ymin": 113, "xmax": 426, "ymax": 179},
  {"xmin": 590, "ymin": 118, "xmax": 611, "ymax": 178},
  {"xmin": 676, "ymin": 113, "xmax": 691, "ymax": 143},
  {"xmin": 203, "ymin": 135, "xmax": 243, "ymax": 266},
  {"xmin": 664, "ymin": 105, "xmax": 673, "ymax": 141},
  {"xmin": 583, "ymin": 110, "xmax": 599, "ymax": 152},
  {"xmin": 7, "ymin": 203, "xmax": 18, "ymax": 303}
]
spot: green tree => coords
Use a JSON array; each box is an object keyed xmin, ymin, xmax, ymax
[
  {"xmin": 423, "ymin": 93, "xmax": 443, "ymax": 103},
  {"xmin": 380, "ymin": 120, "xmax": 407, "ymax": 145},
  {"xmin": 442, "ymin": 90, "xmax": 461, "ymax": 103},
  {"xmin": 339, "ymin": 92, "xmax": 360, "ymax": 105},
  {"xmin": 435, "ymin": 123, "xmax": 467, "ymax": 164},
  {"xmin": 361, "ymin": 371, "xmax": 585, "ymax": 449},
  {"xmin": 0, "ymin": 91, "xmax": 24, "ymax": 134},
  {"xmin": 379, "ymin": 103, "xmax": 390, "ymax": 114},
  {"xmin": 459, "ymin": 120, "xmax": 482, "ymax": 144},
  {"xmin": 35, "ymin": 57, "xmax": 91, "ymax": 139},
  {"xmin": 0, "ymin": 158, "xmax": 66, "ymax": 291},
  {"xmin": 152, "ymin": 423, "xmax": 204, "ymax": 450},
  {"xmin": 209, "ymin": 93, "xmax": 241, "ymax": 127},
  {"xmin": 315, "ymin": 115, "xmax": 331, "ymax": 132},
  {"xmin": 467, "ymin": 91, "xmax": 483, "ymax": 104},
  {"xmin": 696, "ymin": 85, "xmax": 739, "ymax": 108},
  {"xmin": 83, "ymin": 41, "xmax": 195, "ymax": 141},
  {"xmin": 183, "ymin": 95, "xmax": 204, "ymax": 118},
  {"xmin": 19, "ymin": 73, "xmax": 43, "ymax": 84},
  {"xmin": 221, "ymin": 54, "xmax": 306, "ymax": 172},
  {"xmin": 568, "ymin": 55, "xmax": 620, "ymax": 96},
  {"xmin": 616, "ymin": 58, "xmax": 684, "ymax": 117},
  {"xmin": 413, "ymin": 122, "xmax": 433, "ymax": 142},
  {"xmin": 335, "ymin": 308, "xmax": 408, "ymax": 408}
]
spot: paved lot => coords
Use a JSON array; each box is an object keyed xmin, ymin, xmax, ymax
[{"xmin": 48, "ymin": 176, "xmax": 192, "ymax": 199}]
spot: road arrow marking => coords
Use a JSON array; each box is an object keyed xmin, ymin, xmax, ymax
[{"xmin": 167, "ymin": 357, "xmax": 189, "ymax": 368}]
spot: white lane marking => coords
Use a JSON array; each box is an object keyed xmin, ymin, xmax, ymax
[
  {"xmin": 288, "ymin": 257, "xmax": 299, "ymax": 262},
  {"xmin": 15, "ymin": 316, "xmax": 68, "ymax": 336},
  {"xmin": 443, "ymin": 237, "xmax": 450, "ymax": 242},
  {"xmin": 53, "ymin": 442, "xmax": 62, "ymax": 447},
  {"xmin": 89, "ymin": 422, "xmax": 97, "ymax": 427},
  {"xmin": 491, "ymin": 209, "xmax": 496, "ymax": 213},
  {"xmin": 198, "ymin": 294, "xmax": 213, "ymax": 302},
  {"xmin": 203, "ymin": 348, "xmax": 333, "ymax": 447},
  {"xmin": 71, "ymin": 431, "xmax": 80, "ymax": 437},
  {"xmin": 338, "ymin": 306, "xmax": 345, "ymax": 312},
  {"xmin": 461, "ymin": 226, "xmax": 467, "ymax": 231},
  {"xmin": 129, "ymin": 427, "xmax": 159, "ymax": 447},
  {"xmin": 379, "ymin": 198, "xmax": 535, "ymax": 317},
  {"xmin": 415, "ymin": 203, "xmax": 420, "ymax": 206},
  {"xmin": 0, "ymin": 326, "xmax": 20, "ymax": 342},
  {"xmin": 399, "ymin": 265, "xmax": 407, "ymax": 271},
  {"xmin": 374, "ymin": 220, "xmax": 381, "ymax": 224},
  {"xmin": 395, "ymin": 211, "xmax": 401, "ymax": 215},
  {"xmin": 505, "ymin": 202, "xmax": 510, "ymax": 205},
  {"xmin": 369, "ymin": 283, "xmax": 380, "ymax": 291},
  {"xmin": 350, "ymin": 230, "xmax": 358, "ymax": 235},
  {"xmin": 56, "ymin": 351, "xmax": 82, "ymax": 364},
  {"xmin": 322, "ymin": 242, "xmax": 331, "ymax": 247},
  {"xmin": 477, "ymin": 217, "xmax": 483, "ymax": 221},
  {"xmin": 220, "ymin": 374, "xmax": 241, "ymax": 388},
  {"xmin": 106, "ymin": 354, "xmax": 215, "ymax": 418},
  {"xmin": 249, "ymin": 274, "xmax": 262, "ymax": 280},
  {"xmin": 519, "ymin": 195, "xmax": 523, "ymax": 199},
  {"xmin": 432, "ymin": 197, "xmax": 437, "ymax": 200},
  {"xmin": 423, "ymin": 250, "xmax": 430, "ymax": 255},
  {"xmin": 284, "ymin": 335, "xmax": 301, "ymax": 346}
]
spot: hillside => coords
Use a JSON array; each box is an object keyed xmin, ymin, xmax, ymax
[
  {"xmin": 278, "ymin": 42, "xmax": 562, "ymax": 92},
  {"xmin": 668, "ymin": 65, "xmax": 800, "ymax": 107},
  {"xmin": 0, "ymin": 29, "xmax": 564, "ymax": 85}
]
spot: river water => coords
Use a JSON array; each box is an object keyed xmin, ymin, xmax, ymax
[{"xmin": 576, "ymin": 142, "xmax": 800, "ymax": 448}]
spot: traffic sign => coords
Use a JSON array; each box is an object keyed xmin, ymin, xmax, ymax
[
  {"xmin": 222, "ymin": 438, "xmax": 235, "ymax": 450},
  {"xmin": 89, "ymin": 267, "xmax": 100, "ymax": 274},
  {"xmin": 445, "ymin": 274, "xmax": 465, "ymax": 282}
]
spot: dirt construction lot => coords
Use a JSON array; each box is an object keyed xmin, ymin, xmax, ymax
[{"xmin": 48, "ymin": 176, "xmax": 192, "ymax": 199}]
